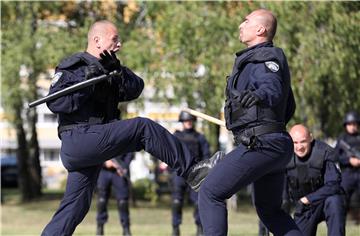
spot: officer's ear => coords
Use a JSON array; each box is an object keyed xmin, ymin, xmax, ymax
[
  {"xmin": 256, "ymin": 25, "xmax": 266, "ymax": 37},
  {"xmin": 94, "ymin": 36, "xmax": 101, "ymax": 49},
  {"xmin": 309, "ymin": 133, "xmax": 314, "ymax": 143}
]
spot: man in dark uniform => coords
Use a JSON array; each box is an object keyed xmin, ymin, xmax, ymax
[
  {"xmin": 196, "ymin": 9, "xmax": 302, "ymax": 235},
  {"xmin": 96, "ymin": 153, "xmax": 134, "ymax": 236},
  {"xmin": 41, "ymin": 20, "xmax": 224, "ymax": 236},
  {"xmin": 285, "ymin": 124, "xmax": 345, "ymax": 236},
  {"xmin": 171, "ymin": 111, "xmax": 210, "ymax": 236},
  {"xmin": 335, "ymin": 111, "xmax": 360, "ymax": 224}
]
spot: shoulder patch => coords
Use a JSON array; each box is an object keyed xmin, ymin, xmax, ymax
[
  {"xmin": 265, "ymin": 61, "xmax": 279, "ymax": 72},
  {"xmin": 51, "ymin": 72, "xmax": 63, "ymax": 86}
]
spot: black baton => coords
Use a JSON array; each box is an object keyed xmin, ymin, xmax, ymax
[{"xmin": 28, "ymin": 70, "xmax": 120, "ymax": 108}]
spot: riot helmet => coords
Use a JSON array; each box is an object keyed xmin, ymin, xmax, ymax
[
  {"xmin": 343, "ymin": 111, "xmax": 360, "ymax": 126},
  {"xmin": 179, "ymin": 111, "xmax": 197, "ymax": 122}
]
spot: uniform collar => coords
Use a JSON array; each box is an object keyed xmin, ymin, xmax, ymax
[{"xmin": 235, "ymin": 41, "xmax": 273, "ymax": 57}]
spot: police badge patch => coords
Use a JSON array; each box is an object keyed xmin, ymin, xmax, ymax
[
  {"xmin": 265, "ymin": 61, "xmax": 279, "ymax": 72},
  {"xmin": 51, "ymin": 72, "xmax": 63, "ymax": 86}
]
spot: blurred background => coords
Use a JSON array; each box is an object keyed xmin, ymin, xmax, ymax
[{"xmin": 1, "ymin": 1, "xmax": 359, "ymax": 235}]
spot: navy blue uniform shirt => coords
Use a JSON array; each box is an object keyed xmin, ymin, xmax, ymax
[
  {"xmin": 225, "ymin": 42, "xmax": 295, "ymax": 131},
  {"xmin": 47, "ymin": 52, "xmax": 144, "ymax": 126}
]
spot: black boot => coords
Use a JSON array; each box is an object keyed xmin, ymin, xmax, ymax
[
  {"xmin": 172, "ymin": 225, "xmax": 180, "ymax": 236},
  {"xmin": 196, "ymin": 224, "xmax": 204, "ymax": 236},
  {"xmin": 187, "ymin": 151, "xmax": 226, "ymax": 191},
  {"xmin": 96, "ymin": 224, "xmax": 104, "ymax": 236},
  {"xmin": 123, "ymin": 226, "xmax": 132, "ymax": 236}
]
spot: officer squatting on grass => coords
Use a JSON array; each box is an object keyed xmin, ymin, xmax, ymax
[{"xmin": 259, "ymin": 124, "xmax": 347, "ymax": 236}]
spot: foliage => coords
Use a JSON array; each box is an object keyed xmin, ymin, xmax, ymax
[
  {"xmin": 132, "ymin": 178, "xmax": 158, "ymax": 203},
  {"xmin": 268, "ymin": 2, "xmax": 360, "ymax": 137}
]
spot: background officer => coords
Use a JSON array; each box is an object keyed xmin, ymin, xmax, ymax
[
  {"xmin": 335, "ymin": 111, "xmax": 360, "ymax": 224},
  {"xmin": 286, "ymin": 124, "xmax": 345, "ymax": 236},
  {"xmin": 96, "ymin": 153, "xmax": 134, "ymax": 236},
  {"xmin": 42, "ymin": 20, "xmax": 224, "ymax": 236},
  {"xmin": 197, "ymin": 9, "xmax": 302, "ymax": 235},
  {"xmin": 171, "ymin": 111, "xmax": 210, "ymax": 236}
]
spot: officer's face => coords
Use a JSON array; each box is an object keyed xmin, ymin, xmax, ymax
[
  {"xmin": 290, "ymin": 131, "xmax": 313, "ymax": 158},
  {"xmin": 101, "ymin": 25, "xmax": 121, "ymax": 53},
  {"xmin": 238, "ymin": 12, "xmax": 261, "ymax": 46},
  {"xmin": 346, "ymin": 122, "xmax": 359, "ymax": 134},
  {"xmin": 183, "ymin": 120, "xmax": 193, "ymax": 130}
]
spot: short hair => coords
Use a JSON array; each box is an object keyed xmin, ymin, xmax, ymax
[
  {"xmin": 87, "ymin": 20, "xmax": 114, "ymax": 42},
  {"xmin": 254, "ymin": 9, "xmax": 277, "ymax": 41}
]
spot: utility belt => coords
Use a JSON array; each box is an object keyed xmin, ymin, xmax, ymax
[
  {"xmin": 57, "ymin": 117, "xmax": 109, "ymax": 135},
  {"xmin": 58, "ymin": 124, "xmax": 80, "ymax": 134},
  {"xmin": 233, "ymin": 123, "xmax": 285, "ymax": 148}
]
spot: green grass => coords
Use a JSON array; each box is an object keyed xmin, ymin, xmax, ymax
[{"xmin": 1, "ymin": 189, "xmax": 359, "ymax": 236}]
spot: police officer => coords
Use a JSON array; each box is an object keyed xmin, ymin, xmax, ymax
[
  {"xmin": 196, "ymin": 9, "xmax": 302, "ymax": 235},
  {"xmin": 285, "ymin": 124, "xmax": 345, "ymax": 236},
  {"xmin": 41, "ymin": 20, "xmax": 224, "ymax": 236},
  {"xmin": 335, "ymin": 111, "xmax": 360, "ymax": 224},
  {"xmin": 96, "ymin": 153, "xmax": 134, "ymax": 236},
  {"xmin": 171, "ymin": 111, "xmax": 210, "ymax": 236}
]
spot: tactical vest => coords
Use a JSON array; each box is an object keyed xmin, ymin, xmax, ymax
[
  {"xmin": 224, "ymin": 46, "xmax": 290, "ymax": 131},
  {"xmin": 57, "ymin": 52, "xmax": 120, "ymax": 125},
  {"xmin": 286, "ymin": 140, "xmax": 327, "ymax": 201},
  {"xmin": 174, "ymin": 130, "xmax": 202, "ymax": 161}
]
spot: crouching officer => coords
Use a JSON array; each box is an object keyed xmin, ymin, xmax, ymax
[
  {"xmin": 286, "ymin": 124, "xmax": 346, "ymax": 236},
  {"xmin": 171, "ymin": 111, "xmax": 210, "ymax": 236},
  {"xmin": 96, "ymin": 153, "xmax": 134, "ymax": 236},
  {"xmin": 335, "ymin": 111, "xmax": 360, "ymax": 224}
]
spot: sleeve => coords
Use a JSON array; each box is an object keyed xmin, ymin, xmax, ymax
[
  {"xmin": 305, "ymin": 150, "xmax": 342, "ymax": 204},
  {"xmin": 111, "ymin": 67, "xmax": 144, "ymax": 102},
  {"xmin": 282, "ymin": 174, "xmax": 291, "ymax": 202},
  {"xmin": 46, "ymin": 69, "xmax": 93, "ymax": 114},
  {"xmin": 285, "ymin": 88, "xmax": 296, "ymax": 124},
  {"xmin": 250, "ymin": 63, "xmax": 284, "ymax": 108},
  {"xmin": 198, "ymin": 134, "xmax": 211, "ymax": 160}
]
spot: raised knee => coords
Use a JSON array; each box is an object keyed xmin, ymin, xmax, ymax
[
  {"xmin": 199, "ymin": 180, "xmax": 222, "ymax": 201},
  {"xmin": 325, "ymin": 195, "xmax": 346, "ymax": 214}
]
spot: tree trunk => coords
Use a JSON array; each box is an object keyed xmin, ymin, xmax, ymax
[
  {"xmin": 14, "ymin": 107, "xmax": 33, "ymax": 202},
  {"xmin": 27, "ymin": 107, "xmax": 42, "ymax": 197}
]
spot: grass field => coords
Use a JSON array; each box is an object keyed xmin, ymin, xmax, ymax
[{"xmin": 1, "ymin": 189, "xmax": 359, "ymax": 236}]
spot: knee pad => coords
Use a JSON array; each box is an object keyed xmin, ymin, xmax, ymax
[
  {"xmin": 172, "ymin": 199, "xmax": 182, "ymax": 213},
  {"xmin": 118, "ymin": 199, "xmax": 129, "ymax": 212},
  {"xmin": 97, "ymin": 197, "xmax": 107, "ymax": 211}
]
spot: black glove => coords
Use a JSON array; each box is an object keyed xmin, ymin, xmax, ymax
[
  {"xmin": 99, "ymin": 50, "xmax": 121, "ymax": 74},
  {"xmin": 239, "ymin": 90, "xmax": 260, "ymax": 108},
  {"xmin": 84, "ymin": 64, "xmax": 101, "ymax": 80}
]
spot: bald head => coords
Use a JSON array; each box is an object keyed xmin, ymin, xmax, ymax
[
  {"xmin": 86, "ymin": 20, "xmax": 121, "ymax": 58},
  {"xmin": 239, "ymin": 9, "xmax": 277, "ymax": 47},
  {"xmin": 88, "ymin": 21, "xmax": 114, "ymax": 42},
  {"xmin": 251, "ymin": 9, "xmax": 277, "ymax": 41},
  {"xmin": 289, "ymin": 124, "xmax": 314, "ymax": 158}
]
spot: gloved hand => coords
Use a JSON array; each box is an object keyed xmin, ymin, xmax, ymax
[
  {"xmin": 239, "ymin": 90, "xmax": 260, "ymax": 108},
  {"xmin": 99, "ymin": 50, "xmax": 122, "ymax": 73},
  {"xmin": 84, "ymin": 64, "xmax": 101, "ymax": 80}
]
